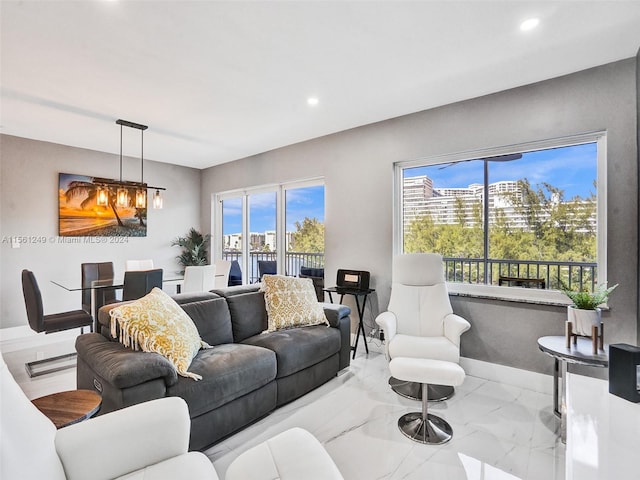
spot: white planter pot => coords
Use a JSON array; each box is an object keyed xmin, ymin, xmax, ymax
[{"xmin": 567, "ymin": 306, "xmax": 602, "ymax": 336}]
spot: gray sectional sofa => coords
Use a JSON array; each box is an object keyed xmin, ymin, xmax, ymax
[{"xmin": 75, "ymin": 284, "xmax": 351, "ymax": 450}]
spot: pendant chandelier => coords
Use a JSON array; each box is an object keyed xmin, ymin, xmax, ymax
[{"xmin": 95, "ymin": 119, "xmax": 166, "ymax": 209}]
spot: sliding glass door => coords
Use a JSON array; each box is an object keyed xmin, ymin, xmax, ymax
[
  {"xmin": 216, "ymin": 179, "xmax": 324, "ymax": 285},
  {"xmin": 249, "ymin": 191, "xmax": 277, "ymax": 282},
  {"xmin": 285, "ymin": 184, "xmax": 325, "ymax": 274}
]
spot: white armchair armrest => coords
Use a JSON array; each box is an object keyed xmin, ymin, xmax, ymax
[
  {"xmin": 55, "ymin": 397, "xmax": 192, "ymax": 480},
  {"xmin": 443, "ymin": 313, "xmax": 471, "ymax": 347},
  {"xmin": 375, "ymin": 311, "xmax": 398, "ymax": 359}
]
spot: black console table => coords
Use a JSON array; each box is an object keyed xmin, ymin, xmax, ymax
[{"xmin": 323, "ymin": 287, "xmax": 375, "ymax": 359}]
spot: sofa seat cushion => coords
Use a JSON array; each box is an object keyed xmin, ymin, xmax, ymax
[
  {"xmin": 241, "ymin": 325, "xmax": 340, "ymax": 378},
  {"xmin": 114, "ymin": 452, "xmax": 218, "ymax": 480},
  {"xmin": 167, "ymin": 343, "xmax": 276, "ymax": 418},
  {"xmin": 388, "ymin": 334, "xmax": 460, "ymax": 363}
]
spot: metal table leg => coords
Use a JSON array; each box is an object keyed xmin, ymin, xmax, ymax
[
  {"xmin": 553, "ymin": 358, "xmax": 560, "ymax": 417},
  {"xmin": 351, "ymin": 294, "xmax": 369, "ymax": 359},
  {"xmin": 560, "ymin": 360, "xmax": 568, "ymax": 444},
  {"xmin": 325, "ymin": 289, "xmax": 371, "ymax": 359}
]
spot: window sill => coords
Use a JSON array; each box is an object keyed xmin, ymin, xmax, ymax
[{"xmin": 447, "ymin": 283, "xmax": 572, "ymax": 308}]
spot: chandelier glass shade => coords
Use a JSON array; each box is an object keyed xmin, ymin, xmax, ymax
[
  {"xmin": 135, "ymin": 189, "xmax": 147, "ymax": 209},
  {"xmin": 152, "ymin": 189, "xmax": 163, "ymax": 209},
  {"xmin": 96, "ymin": 187, "xmax": 109, "ymax": 206}
]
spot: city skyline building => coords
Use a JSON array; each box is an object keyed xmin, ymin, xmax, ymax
[
  {"xmin": 403, "ymin": 175, "xmax": 594, "ymax": 231},
  {"xmin": 223, "ymin": 231, "xmax": 295, "ymax": 252}
]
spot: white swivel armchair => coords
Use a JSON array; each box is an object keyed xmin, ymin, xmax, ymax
[
  {"xmin": 0, "ymin": 354, "xmax": 218, "ymax": 480},
  {"xmin": 1, "ymin": 354, "xmax": 343, "ymax": 480},
  {"xmin": 375, "ymin": 253, "xmax": 471, "ymax": 400}
]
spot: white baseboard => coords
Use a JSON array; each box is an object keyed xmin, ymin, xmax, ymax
[
  {"xmin": 351, "ymin": 333, "xmax": 385, "ymax": 355},
  {"xmin": 0, "ymin": 326, "xmax": 82, "ymax": 353},
  {"xmin": 460, "ymin": 357, "xmax": 553, "ymax": 395},
  {"xmin": 354, "ymin": 333, "xmax": 553, "ymax": 395}
]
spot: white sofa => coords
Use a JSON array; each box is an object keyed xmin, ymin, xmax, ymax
[
  {"xmin": 1, "ymin": 354, "xmax": 344, "ymax": 480},
  {"xmin": 0, "ymin": 355, "xmax": 218, "ymax": 480},
  {"xmin": 226, "ymin": 427, "xmax": 344, "ymax": 480}
]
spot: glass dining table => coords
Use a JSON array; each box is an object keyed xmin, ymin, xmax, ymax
[{"xmin": 51, "ymin": 273, "xmax": 184, "ymax": 331}]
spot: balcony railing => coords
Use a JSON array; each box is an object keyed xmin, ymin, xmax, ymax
[
  {"xmin": 222, "ymin": 251, "xmax": 596, "ymax": 292},
  {"xmin": 443, "ymin": 257, "xmax": 598, "ymax": 292},
  {"xmin": 222, "ymin": 251, "xmax": 324, "ymax": 283}
]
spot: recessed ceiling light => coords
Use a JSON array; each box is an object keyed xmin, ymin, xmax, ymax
[
  {"xmin": 520, "ymin": 18, "xmax": 539, "ymax": 31},
  {"xmin": 307, "ymin": 97, "xmax": 319, "ymax": 106}
]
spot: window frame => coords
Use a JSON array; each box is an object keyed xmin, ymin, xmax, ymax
[
  {"xmin": 213, "ymin": 177, "xmax": 325, "ymax": 283},
  {"xmin": 393, "ymin": 132, "xmax": 607, "ymax": 305}
]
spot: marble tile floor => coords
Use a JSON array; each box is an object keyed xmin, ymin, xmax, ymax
[
  {"xmin": 206, "ymin": 353, "xmax": 565, "ymax": 480},
  {"xmin": 3, "ymin": 338, "xmax": 565, "ymax": 480}
]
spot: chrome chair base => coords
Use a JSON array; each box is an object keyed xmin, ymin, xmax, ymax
[
  {"xmin": 389, "ymin": 377, "xmax": 454, "ymax": 401},
  {"xmin": 25, "ymin": 352, "xmax": 77, "ymax": 378},
  {"xmin": 397, "ymin": 412, "xmax": 453, "ymax": 445}
]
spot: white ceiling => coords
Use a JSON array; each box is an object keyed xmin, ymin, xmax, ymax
[{"xmin": 2, "ymin": 1, "xmax": 640, "ymax": 170}]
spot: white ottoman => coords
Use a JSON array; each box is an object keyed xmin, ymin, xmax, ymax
[
  {"xmin": 225, "ymin": 427, "xmax": 344, "ymax": 480},
  {"xmin": 389, "ymin": 357, "xmax": 465, "ymax": 445}
]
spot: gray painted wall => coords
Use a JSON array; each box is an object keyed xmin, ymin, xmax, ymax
[
  {"xmin": 637, "ymin": 46, "xmax": 640, "ymax": 347},
  {"xmin": 201, "ymin": 58, "xmax": 638, "ymax": 376},
  {"xmin": 0, "ymin": 135, "xmax": 201, "ymax": 329}
]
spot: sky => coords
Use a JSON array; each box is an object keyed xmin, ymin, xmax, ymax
[
  {"xmin": 223, "ymin": 185, "xmax": 325, "ymax": 235},
  {"xmin": 222, "ymin": 143, "xmax": 596, "ymax": 235},
  {"xmin": 59, "ymin": 173, "xmax": 92, "ymax": 191},
  {"xmin": 405, "ymin": 142, "xmax": 597, "ymax": 200}
]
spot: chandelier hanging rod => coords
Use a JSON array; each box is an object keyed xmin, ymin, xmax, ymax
[
  {"xmin": 115, "ymin": 119, "xmax": 148, "ymax": 131},
  {"xmin": 92, "ymin": 178, "xmax": 166, "ymax": 191},
  {"xmin": 94, "ymin": 119, "xmax": 166, "ymax": 209}
]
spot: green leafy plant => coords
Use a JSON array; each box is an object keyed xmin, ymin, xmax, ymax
[
  {"xmin": 171, "ymin": 228, "xmax": 210, "ymax": 272},
  {"xmin": 561, "ymin": 282, "xmax": 618, "ymax": 310}
]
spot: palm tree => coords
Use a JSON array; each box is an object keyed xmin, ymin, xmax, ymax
[{"xmin": 64, "ymin": 180, "xmax": 125, "ymax": 226}]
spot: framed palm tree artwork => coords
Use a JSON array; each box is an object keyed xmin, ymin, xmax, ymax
[{"xmin": 58, "ymin": 173, "xmax": 147, "ymax": 237}]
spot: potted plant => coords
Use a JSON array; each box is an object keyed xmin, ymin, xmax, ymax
[
  {"xmin": 171, "ymin": 228, "xmax": 210, "ymax": 273},
  {"xmin": 561, "ymin": 282, "xmax": 618, "ymax": 336}
]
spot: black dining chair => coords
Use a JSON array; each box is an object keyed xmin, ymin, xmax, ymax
[
  {"xmin": 122, "ymin": 269, "xmax": 163, "ymax": 301},
  {"xmin": 81, "ymin": 262, "xmax": 118, "ymax": 314},
  {"xmin": 228, "ymin": 260, "xmax": 242, "ymax": 286},
  {"xmin": 21, "ymin": 269, "xmax": 93, "ymax": 377},
  {"xmin": 257, "ymin": 260, "xmax": 277, "ymax": 282},
  {"xmin": 299, "ymin": 266, "xmax": 325, "ymax": 302}
]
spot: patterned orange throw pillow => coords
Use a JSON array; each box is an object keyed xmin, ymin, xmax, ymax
[
  {"xmin": 260, "ymin": 275, "xmax": 329, "ymax": 332},
  {"xmin": 109, "ymin": 287, "xmax": 210, "ymax": 380}
]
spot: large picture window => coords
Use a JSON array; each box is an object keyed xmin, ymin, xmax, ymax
[{"xmin": 395, "ymin": 133, "xmax": 606, "ymax": 302}]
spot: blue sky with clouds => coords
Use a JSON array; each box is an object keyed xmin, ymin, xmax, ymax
[
  {"xmin": 405, "ymin": 142, "xmax": 597, "ymax": 200},
  {"xmin": 222, "ymin": 143, "xmax": 596, "ymax": 235},
  {"xmin": 223, "ymin": 185, "xmax": 325, "ymax": 235}
]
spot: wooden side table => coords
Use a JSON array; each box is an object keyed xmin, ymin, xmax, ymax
[{"xmin": 32, "ymin": 389, "xmax": 102, "ymax": 429}]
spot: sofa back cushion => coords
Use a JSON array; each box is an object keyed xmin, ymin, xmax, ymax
[
  {"xmin": 98, "ymin": 292, "xmax": 234, "ymax": 346},
  {"xmin": 171, "ymin": 292, "xmax": 234, "ymax": 346},
  {"xmin": 212, "ymin": 285, "xmax": 268, "ymax": 343}
]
